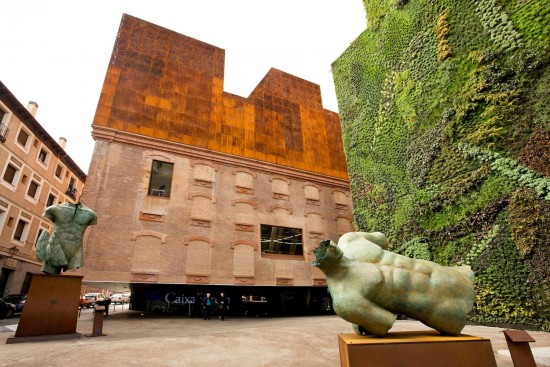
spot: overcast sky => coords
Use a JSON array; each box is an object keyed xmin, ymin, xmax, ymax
[{"xmin": 1, "ymin": 0, "xmax": 366, "ymax": 174}]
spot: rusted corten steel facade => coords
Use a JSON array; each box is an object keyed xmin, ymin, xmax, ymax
[
  {"xmin": 93, "ymin": 14, "xmax": 348, "ymax": 179},
  {"xmin": 82, "ymin": 14, "xmax": 353, "ymax": 313}
]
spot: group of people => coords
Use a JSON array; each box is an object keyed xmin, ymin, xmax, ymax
[{"xmin": 201, "ymin": 292, "xmax": 228, "ymax": 321}]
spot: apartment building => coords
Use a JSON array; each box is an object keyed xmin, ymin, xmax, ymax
[
  {"xmin": 79, "ymin": 14, "xmax": 354, "ymax": 315},
  {"xmin": 0, "ymin": 81, "xmax": 86, "ymax": 296}
]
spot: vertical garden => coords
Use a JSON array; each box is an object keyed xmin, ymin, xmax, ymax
[{"xmin": 332, "ymin": 0, "xmax": 549, "ymax": 329}]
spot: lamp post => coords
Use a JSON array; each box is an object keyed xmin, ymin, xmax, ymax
[{"xmin": 8, "ymin": 246, "xmax": 19, "ymax": 258}]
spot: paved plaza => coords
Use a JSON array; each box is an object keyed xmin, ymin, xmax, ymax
[{"xmin": 1, "ymin": 306, "xmax": 549, "ymax": 366}]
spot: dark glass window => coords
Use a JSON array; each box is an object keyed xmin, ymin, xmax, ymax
[
  {"xmin": 14, "ymin": 220, "xmax": 27, "ymax": 241},
  {"xmin": 148, "ymin": 160, "xmax": 174, "ymax": 197},
  {"xmin": 17, "ymin": 129, "xmax": 29, "ymax": 147},
  {"xmin": 3, "ymin": 163, "xmax": 18, "ymax": 185},
  {"xmin": 27, "ymin": 181, "xmax": 39, "ymax": 198},
  {"xmin": 38, "ymin": 148, "xmax": 48, "ymax": 164},
  {"xmin": 260, "ymin": 224, "xmax": 303, "ymax": 256},
  {"xmin": 55, "ymin": 164, "xmax": 63, "ymax": 178},
  {"xmin": 47, "ymin": 193, "xmax": 56, "ymax": 207}
]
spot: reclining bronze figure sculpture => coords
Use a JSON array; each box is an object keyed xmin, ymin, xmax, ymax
[{"xmin": 312, "ymin": 232, "xmax": 474, "ymax": 337}]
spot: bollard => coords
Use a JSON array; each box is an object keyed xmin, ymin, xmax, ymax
[
  {"xmin": 503, "ymin": 329, "xmax": 536, "ymax": 367},
  {"xmin": 88, "ymin": 306, "xmax": 107, "ymax": 337}
]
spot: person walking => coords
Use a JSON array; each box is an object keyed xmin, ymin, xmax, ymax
[
  {"xmin": 202, "ymin": 292, "xmax": 213, "ymax": 320},
  {"xmin": 217, "ymin": 292, "xmax": 229, "ymax": 321}
]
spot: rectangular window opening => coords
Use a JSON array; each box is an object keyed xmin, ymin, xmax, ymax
[
  {"xmin": 148, "ymin": 160, "xmax": 174, "ymax": 198},
  {"xmin": 260, "ymin": 224, "xmax": 303, "ymax": 256},
  {"xmin": 47, "ymin": 193, "xmax": 56, "ymax": 207},
  {"xmin": 17, "ymin": 129, "xmax": 30, "ymax": 147},
  {"xmin": 55, "ymin": 164, "xmax": 63, "ymax": 178},
  {"xmin": 3, "ymin": 163, "xmax": 18, "ymax": 185},
  {"xmin": 38, "ymin": 148, "xmax": 48, "ymax": 164},
  {"xmin": 14, "ymin": 219, "xmax": 28, "ymax": 242},
  {"xmin": 27, "ymin": 181, "xmax": 39, "ymax": 199}
]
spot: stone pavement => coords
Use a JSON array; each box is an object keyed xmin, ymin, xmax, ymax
[{"xmin": 1, "ymin": 306, "xmax": 549, "ymax": 367}]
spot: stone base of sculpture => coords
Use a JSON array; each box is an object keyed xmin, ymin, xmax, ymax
[
  {"xmin": 6, "ymin": 274, "xmax": 82, "ymax": 343},
  {"xmin": 338, "ymin": 331, "xmax": 497, "ymax": 367}
]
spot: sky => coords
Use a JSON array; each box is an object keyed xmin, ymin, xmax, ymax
[{"xmin": 1, "ymin": 1, "xmax": 366, "ymax": 174}]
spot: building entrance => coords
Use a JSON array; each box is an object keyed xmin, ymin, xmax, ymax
[{"xmin": 0, "ymin": 267, "xmax": 13, "ymax": 297}]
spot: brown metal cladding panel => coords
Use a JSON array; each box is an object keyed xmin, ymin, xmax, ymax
[{"xmin": 92, "ymin": 14, "xmax": 348, "ymax": 179}]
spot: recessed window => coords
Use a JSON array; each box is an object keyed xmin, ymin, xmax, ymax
[
  {"xmin": 36, "ymin": 228, "xmax": 46, "ymax": 245},
  {"xmin": 0, "ymin": 110, "xmax": 7, "ymax": 142},
  {"xmin": 13, "ymin": 219, "xmax": 29, "ymax": 242},
  {"xmin": 66, "ymin": 177, "xmax": 77, "ymax": 200},
  {"xmin": 38, "ymin": 148, "xmax": 48, "ymax": 165},
  {"xmin": 46, "ymin": 193, "xmax": 56, "ymax": 207},
  {"xmin": 0, "ymin": 209, "xmax": 7, "ymax": 234},
  {"xmin": 148, "ymin": 160, "xmax": 174, "ymax": 197},
  {"xmin": 55, "ymin": 164, "xmax": 63, "ymax": 179},
  {"xmin": 17, "ymin": 129, "xmax": 30, "ymax": 148},
  {"xmin": 260, "ymin": 224, "xmax": 303, "ymax": 256},
  {"xmin": 27, "ymin": 180, "xmax": 40, "ymax": 199},
  {"xmin": 3, "ymin": 163, "xmax": 19, "ymax": 185}
]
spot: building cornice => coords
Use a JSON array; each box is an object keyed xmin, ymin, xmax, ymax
[
  {"xmin": 92, "ymin": 126, "xmax": 350, "ymax": 189},
  {"xmin": 0, "ymin": 81, "xmax": 87, "ymax": 182}
]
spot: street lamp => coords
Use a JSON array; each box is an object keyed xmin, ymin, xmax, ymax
[{"xmin": 8, "ymin": 246, "xmax": 19, "ymax": 258}]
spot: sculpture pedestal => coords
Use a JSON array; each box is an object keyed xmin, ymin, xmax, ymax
[
  {"xmin": 7, "ymin": 274, "xmax": 82, "ymax": 343},
  {"xmin": 338, "ymin": 331, "xmax": 497, "ymax": 367}
]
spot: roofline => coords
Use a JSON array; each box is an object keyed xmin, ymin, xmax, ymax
[{"xmin": 0, "ymin": 80, "xmax": 87, "ymax": 182}]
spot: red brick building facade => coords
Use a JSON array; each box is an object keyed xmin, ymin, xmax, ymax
[{"xmin": 80, "ymin": 14, "xmax": 353, "ymax": 314}]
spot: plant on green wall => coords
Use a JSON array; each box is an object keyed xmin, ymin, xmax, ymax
[
  {"xmin": 508, "ymin": 189, "xmax": 545, "ymax": 258},
  {"xmin": 459, "ymin": 143, "xmax": 550, "ymax": 199},
  {"xmin": 434, "ymin": 9, "xmax": 452, "ymax": 61},
  {"xmin": 395, "ymin": 236, "xmax": 432, "ymax": 261},
  {"xmin": 475, "ymin": 0, "xmax": 523, "ymax": 53},
  {"xmin": 333, "ymin": 0, "xmax": 548, "ymax": 329}
]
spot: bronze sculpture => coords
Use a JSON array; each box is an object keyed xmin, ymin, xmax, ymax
[
  {"xmin": 36, "ymin": 202, "xmax": 97, "ymax": 275},
  {"xmin": 312, "ymin": 232, "xmax": 474, "ymax": 336}
]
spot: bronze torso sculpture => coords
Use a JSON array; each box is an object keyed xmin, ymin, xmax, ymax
[
  {"xmin": 313, "ymin": 232, "xmax": 474, "ymax": 337},
  {"xmin": 36, "ymin": 202, "xmax": 97, "ymax": 275}
]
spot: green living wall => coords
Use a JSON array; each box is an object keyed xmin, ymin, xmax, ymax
[{"xmin": 332, "ymin": 0, "xmax": 549, "ymax": 329}]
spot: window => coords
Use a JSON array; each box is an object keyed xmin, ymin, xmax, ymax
[
  {"xmin": 66, "ymin": 177, "xmax": 77, "ymax": 200},
  {"xmin": 55, "ymin": 164, "xmax": 63, "ymax": 179},
  {"xmin": 46, "ymin": 193, "xmax": 56, "ymax": 207},
  {"xmin": 17, "ymin": 129, "xmax": 30, "ymax": 148},
  {"xmin": 0, "ymin": 209, "xmax": 6, "ymax": 235},
  {"xmin": 13, "ymin": 219, "xmax": 29, "ymax": 242},
  {"xmin": 148, "ymin": 160, "xmax": 174, "ymax": 197},
  {"xmin": 0, "ymin": 109, "xmax": 7, "ymax": 142},
  {"xmin": 35, "ymin": 228, "xmax": 46, "ymax": 245},
  {"xmin": 38, "ymin": 148, "xmax": 48, "ymax": 165},
  {"xmin": 3, "ymin": 163, "xmax": 18, "ymax": 185},
  {"xmin": 260, "ymin": 224, "xmax": 303, "ymax": 256},
  {"xmin": 27, "ymin": 180, "xmax": 40, "ymax": 199}
]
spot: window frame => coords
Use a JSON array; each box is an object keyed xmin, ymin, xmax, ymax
[
  {"xmin": 16, "ymin": 128, "xmax": 31, "ymax": 150},
  {"xmin": 37, "ymin": 147, "xmax": 50, "ymax": 167},
  {"xmin": 54, "ymin": 163, "xmax": 64, "ymax": 181},
  {"xmin": 148, "ymin": 160, "xmax": 174, "ymax": 198},
  {"xmin": 260, "ymin": 224, "xmax": 304, "ymax": 258},
  {"xmin": 46, "ymin": 192, "xmax": 57, "ymax": 207},
  {"xmin": 1, "ymin": 161, "xmax": 21, "ymax": 189},
  {"xmin": 26, "ymin": 179, "xmax": 41, "ymax": 200},
  {"xmin": 13, "ymin": 217, "xmax": 30, "ymax": 243},
  {"xmin": 0, "ymin": 207, "xmax": 7, "ymax": 237}
]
